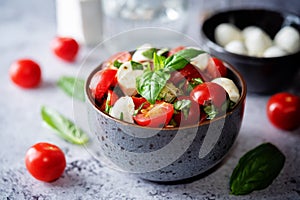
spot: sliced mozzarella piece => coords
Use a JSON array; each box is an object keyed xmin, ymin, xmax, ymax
[
  {"xmin": 117, "ymin": 61, "xmax": 143, "ymax": 96},
  {"xmin": 132, "ymin": 43, "xmax": 153, "ymax": 62},
  {"xmin": 274, "ymin": 26, "xmax": 300, "ymax": 54},
  {"xmin": 109, "ymin": 96, "xmax": 135, "ymax": 123},
  {"xmin": 263, "ymin": 46, "xmax": 287, "ymax": 57},
  {"xmin": 212, "ymin": 77, "xmax": 240, "ymax": 103},
  {"xmin": 190, "ymin": 52, "xmax": 210, "ymax": 71},
  {"xmin": 215, "ymin": 23, "xmax": 243, "ymax": 47},
  {"xmin": 225, "ymin": 40, "xmax": 247, "ymax": 55}
]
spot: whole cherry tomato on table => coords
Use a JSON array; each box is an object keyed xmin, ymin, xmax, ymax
[
  {"xmin": 133, "ymin": 102, "xmax": 174, "ymax": 127},
  {"xmin": 51, "ymin": 37, "xmax": 79, "ymax": 62},
  {"xmin": 266, "ymin": 92, "xmax": 300, "ymax": 131},
  {"xmin": 190, "ymin": 82, "xmax": 227, "ymax": 109},
  {"xmin": 9, "ymin": 59, "xmax": 42, "ymax": 88},
  {"xmin": 25, "ymin": 142, "xmax": 66, "ymax": 182}
]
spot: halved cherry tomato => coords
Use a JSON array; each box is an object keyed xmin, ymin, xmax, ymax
[
  {"xmin": 51, "ymin": 37, "xmax": 79, "ymax": 62},
  {"xmin": 267, "ymin": 92, "xmax": 300, "ymax": 131},
  {"xmin": 25, "ymin": 142, "xmax": 66, "ymax": 182},
  {"xmin": 99, "ymin": 90, "xmax": 119, "ymax": 112},
  {"xmin": 170, "ymin": 64, "xmax": 204, "ymax": 85},
  {"xmin": 205, "ymin": 57, "xmax": 227, "ymax": 80},
  {"xmin": 103, "ymin": 51, "xmax": 132, "ymax": 68},
  {"xmin": 9, "ymin": 59, "xmax": 42, "ymax": 88},
  {"xmin": 89, "ymin": 68, "xmax": 118, "ymax": 102},
  {"xmin": 133, "ymin": 102, "xmax": 174, "ymax": 127},
  {"xmin": 168, "ymin": 46, "xmax": 186, "ymax": 57},
  {"xmin": 190, "ymin": 82, "xmax": 227, "ymax": 109},
  {"xmin": 173, "ymin": 96, "xmax": 201, "ymax": 126},
  {"xmin": 132, "ymin": 96, "xmax": 151, "ymax": 109}
]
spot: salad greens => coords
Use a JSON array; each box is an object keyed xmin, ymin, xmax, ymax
[
  {"xmin": 136, "ymin": 49, "xmax": 205, "ymax": 104},
  {"xmin": 41, "ymin": 106, "xmax": 89, "ymax": 145},
  {"xmin": 230, "ymin": 143, "xmax": 285, "ymax": 195},
  {"xmin": 57, "ymin": 76, "xmax": 85, "ymax": 102}
]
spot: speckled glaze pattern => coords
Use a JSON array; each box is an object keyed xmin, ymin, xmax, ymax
[{"xmin": 85, "ymin": 66, "xmax": 246, "ymax": 182}]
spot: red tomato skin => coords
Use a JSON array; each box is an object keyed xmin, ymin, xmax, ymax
[
  {"xmin": 190, "ymin": 82, "xmax": 227, "ymax": 109},
  {"xmin": 51, "ymin": 37, "xmax": 79, "ymax": 62},
  {"xmin": 267, "ymin": 92, "xmax": 300, "ymax": 131},
  {"xmin": 205, "ymin": 57, "xmax": 227, "ymax": 81},
  {"xmin": 170, "ymin": 64, "xmax": 204, "ymax": 85},
  {"xmin": 9, "ymin": 59, "xmax": 42, "ymax": 88},
  {"xmin": 103, "ymin": 51, "xmax": 132, "ymax": 68},
  {"xmin": 133, "ymin": 102, "xmax": 174, "ymax": 127},
  {"xmin": 132, "ymin": 96, "xmax": 151, "ymax": 109},
  {"xmin": 25, "ymin": 142, "xmax": 66, "ymax": 182},
  {"xmin": 168, "ymin": 46, "xmax": 186, "ymax": 57},
  {"xmin": 89, "ymin": 69, "xmax": 118, "ymax": 102},
  {"xmin": 173, "ymin": 96, "xmax": 201, "ymax": 126}
]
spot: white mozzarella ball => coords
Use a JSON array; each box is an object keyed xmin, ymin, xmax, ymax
[
  {"xmin": 242, "ymin": 26, "xmax": 263, "ymax": 39},
  {"xmin": 215, "ymin": 23, "xmax": 243, "ymax": 47},
  {"xmin": 132, "ymin": 43, "xmax": 153, "ymax": 62},
  {"xmin": 244, "ymin": 28, "xmax": 272, "ymax": 57},
  {"xmin": 225, "ymin": 40, "xmax": 248, "ymax": 55},
  {"xmin": 109, "ymin": 96, "xmax": 135, "ymax": 123},
  {"xmin": 211, "ymin": 77, "xmax": 240, "ymax": 103},
  {"xmin": 263, "ymin": 46, "xmax": 287, "ymax": 57},
  {"xmin": 274, "ymin": 26, "xmax": 300, "ymax": 54}
]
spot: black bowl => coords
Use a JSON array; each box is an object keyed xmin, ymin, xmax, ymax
[{"xmin": 201, "ymin": 9, "xmax": 300, "ymax": 94}]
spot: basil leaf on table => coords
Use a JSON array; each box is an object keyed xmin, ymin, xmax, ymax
[
  {"xmin": 57, "ymin": 76, "xmax": 85, "ymax": 102},
  {"xmin": 136, "ymin": 70, "xmax": 170, "ymax": 104},
  {"xmin": 41, "ymin": 106, "xmax": 89, "ymax": 145},
  {"xmin": 230, "ymin": 143, "xmax": 285, "ymax": 195}
]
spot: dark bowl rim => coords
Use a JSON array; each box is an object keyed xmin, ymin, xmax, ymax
[
  {"xmin": 201, "ymin": 8, "xmax": 300, "ymax": 61},
  {"xmin": 85, "ymin": 58, "xmax": 247, "ymax": 131}
]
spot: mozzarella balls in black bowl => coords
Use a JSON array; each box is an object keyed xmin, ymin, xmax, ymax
[{"xmin": 201, "ymin": 9, "xmax": 300, "ymax": 94}]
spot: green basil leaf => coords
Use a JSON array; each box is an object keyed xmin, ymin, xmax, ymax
[
  {"xmin": 130, "ymin": 61, "xmax": 144, "ymax": 70},
  {"xmin": 142, "ymin": 48, "xmax": 157, "ymax": 59},
  {"xmin": 41, "ymin": 106, "xmax": 89, "ymax": 145},
  {"xmin": 165, "ymin": 48, "xmax": 205, "ymax": 71},
  {"xmin": 174, "ymin": 99, "xmax": 191, "ymax": 111},
  {"xmin": 57, "ymin": 76, "xmax": 85, "ymax": 102},
  {"xmin": 153, "ymin": 52, "xmax": 166, "ymax": 71},
  {"xmin": 203, "ymin": 104, "xmax": 218, "ymax": 119},
  {"xmin": 113, "ymin": 60, "xmax": 123, "ymax": 68},
  {"xmin": 230, "ymin": 143, "xmax": 285, "ymax": 195},
  {"xmin": 136, "ymin": 70, "xmax": 170, "ymax": 104}
]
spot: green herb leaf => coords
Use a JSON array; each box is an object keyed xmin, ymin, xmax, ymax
[
  {"xmin": 41, "ymin": 106, "xmax": 89, "ymax": 145},
  {"xmin": 230, "ymin": 143, "xmax": 285, "ymax": 195},
  {"xmin": 130, "ymin": 61, "xmax": 144, "ymax": 70},
  {"xmin": 113, "ymin": 60, "xmax": 123, "ymax": 68},
  {"xmin": 136, "ymin": 70, "xmax": 170, "ymax": 104},
  {"xmin": 153, "ymin": 53, "xmax": 166, "ymax": 71},
  {"xmin": 57, "ymin": 76, "xmax": 85, "ymax": 102},
  {"xmin": 203, "ymin": 104, "xmax": 218, "ymax": 119},
  {"xmin": 142, "ymin": 48, "xmax": 157, "ymax": 59},
  {"xmin": 165, "ymin": 48, "xmax": 205, "ymax": 71},
  {"xmin": 174, "ymin": 99, "xmax": 191, "ymax": 111}
]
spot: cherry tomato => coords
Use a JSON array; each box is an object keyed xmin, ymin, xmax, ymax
[
  {"xmin": 103, "ymin": 51, "xmax": 132, "ymax": 68},
  {"xmin": 132, "ymin": 96, "xmax": 151, "ymax": 109},
  {"xmin": 173, "ymin": 96, "xmax": 201, "ymax": 126},
  {"xmin": 133, "ymin": 102, "xmax": 174, "ymax": 127},
  {"xmin": 170, "ymin": 64, "xmax": 204, "ymax": 85},
  {"xmin": 205, "ymin": 57, "xmax": 227, "ymax": 80},
  {"xmin": 266, "ymin": 92, "xmax": 300, "ymax": 131},
  {"xmin": 190, "ymin": 82, "xmax": 227, "ymax": 109},
  {"xmin": 89, "ymin": 68, "xmax": 118, "ymax": 102},
  {"xmin": 51, "ymin": 37, "xmax": 79, "ymax": 62},
  {"xmin": 25, "ymin": 142, "xmax": 66, "ymax": 182},
  {"xmin": 9, "ymin": 59, "xmax": 42, "ymax": 88},
  {"xmin": 168, "ymin": 46, "xmax": 186, "ymax": 57}
]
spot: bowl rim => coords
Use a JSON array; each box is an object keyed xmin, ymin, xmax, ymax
[
  {"xmin": 85, "ymin": 59, "xmax": 247, "ymax": 131},
  {"xmin": 201, "ymin": 8, "xmax": 300, "ymax": 61}
]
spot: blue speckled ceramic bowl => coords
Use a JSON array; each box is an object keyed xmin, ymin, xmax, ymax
[{"xmin": 85, "ymin": 62, "xmax": 246, "ymax": 182}]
